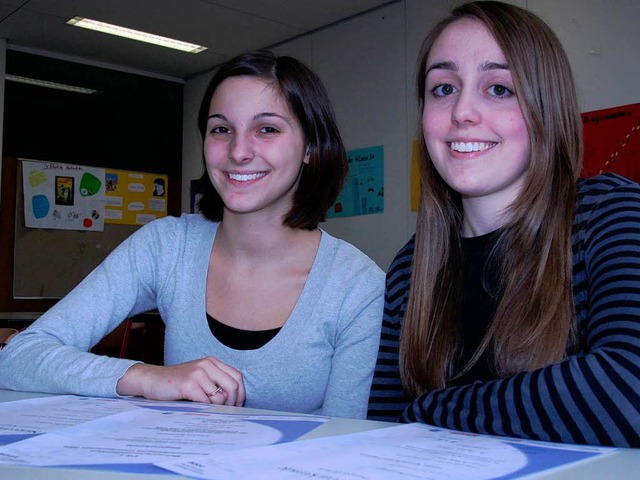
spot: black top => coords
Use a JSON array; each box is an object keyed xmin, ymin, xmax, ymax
[
  {"xmin": 206, "ymin": 313, "xmax": 281, "ymax": 350},
  {"xmin": 452, "ymin": 230, "xmax": 502, "ymax": 385}
]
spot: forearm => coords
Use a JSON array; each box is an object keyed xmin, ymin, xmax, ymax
[
  {"xmin": 0, "ymin": 331, "xmax": 137, "ymax": 397},
  {"xmin": 367, "ymin": 316, "xmax": 410, "ymax": 422},
  {"xmin": 401, "ymin": 351, "xmax": 640, "ymax": 447}
]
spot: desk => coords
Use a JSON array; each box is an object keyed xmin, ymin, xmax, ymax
[{"xmin": 1, "ymin": 389, "xmax": 639, "ymax": 479}]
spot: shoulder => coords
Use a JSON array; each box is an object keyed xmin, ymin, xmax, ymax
[
  {"xmin": 122, "ymin": 214, "xmax": 218, "ymax": 263},
  {"xmin": 573, "ymin": 174, "xmax": 640, "ymax": 265},
  {"xmin": 130, "ymin": 214, "xmax": 217, "ymax": 243},
  {"xmin": 384, "ymin": 236, "xmax": 415, "ymax": 324},
  {"xmin": 387, "ymin": 236, "xmax": 415, "ymax": 281},
  {"xmin": 136, "ymin": 213, "xmax": 216, "ymax": 235},
  {"xmin": 576, "ymin": 173, "xmax": 640, "ymax": 210},
  {"xmin": 318, "ymin": 230, "xmax": 384, "ymax": 283},
  {"xmin": 575, "ymin": 173, "xmax": 640, "ymax": 232}
]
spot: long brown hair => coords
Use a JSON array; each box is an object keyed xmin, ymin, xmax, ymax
[{"xmin": 400, "ymin": 1, "xmax": 583, "ymax": 395}]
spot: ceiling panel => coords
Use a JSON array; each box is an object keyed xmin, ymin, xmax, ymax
[
  {"xmin": 0, "ymin": 0, "xmax": 398, "ymax": 79},
  {"xmin": 209, "ymin": 0, "xmax": 393, "ymax": 29}
]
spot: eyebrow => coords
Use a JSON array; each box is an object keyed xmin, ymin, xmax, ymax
[
  {"xmin": 425, "ymin": 60, "xmax": 456, "ymax": 75},
  {"xmin": 425, "ymin": 60, "xmax": 510, "ymax": 75},
  {"xmin": 480, "ymin": 61, "xmax": 509, "ymax": 71},
  {"xmin": 207, "ymin": 112, "xmax": 291, "ymax": 123}
]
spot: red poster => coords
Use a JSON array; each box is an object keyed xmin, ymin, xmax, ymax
[{"xmin": 581, "ymin": 103, "xmax": 640, "ymax": 181}]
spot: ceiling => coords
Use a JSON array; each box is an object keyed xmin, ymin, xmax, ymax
[{"xmin": 0, "ymin": 0, "xmax": 397, "ymax": 81}]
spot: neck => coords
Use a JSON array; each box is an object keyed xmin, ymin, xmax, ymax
[
  {"xmin": 461, "ymin": 196, "xmax": 509, "ymax": 237},
  {"xmin": 215, "ymin": 213, "xmax": 317, "ymax": 261},
  {"xmin": 460, "ymin": 176, "xmax": 525, "ymax": 237}
]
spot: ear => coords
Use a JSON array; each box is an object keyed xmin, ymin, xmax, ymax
[{"xmin": 303, "ymin": 146, "xmax": 310, "ymax": 164}]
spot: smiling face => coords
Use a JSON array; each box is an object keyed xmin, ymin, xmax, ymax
[
  {"xmin": 422, "ymin": 18, "xmax": 530, "ymax": 233},
  {"xmin": 204, "ymin": 76, "xmax": 309, "ymax": 221}
]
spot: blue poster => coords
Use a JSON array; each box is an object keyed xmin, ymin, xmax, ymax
[{"xmin": 327, "ymin": 145, "xmax": 384, "ymax": 218}]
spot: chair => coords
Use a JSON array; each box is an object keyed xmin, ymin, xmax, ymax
[
  {"xmin": 0, "ymin": 328, "xmax": 19, "ymax": 350},
  {"xmin": 92, "ymin": 319, "xmax": 145, "ymax": 359},
  {"xmin": 0, "ymin": 321, "xmax": 144, "ymax": 358}
]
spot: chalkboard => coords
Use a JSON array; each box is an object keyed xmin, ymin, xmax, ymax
[{"xmin": 13, "ymin": 160, "xmax": 139, "ymax": 299}]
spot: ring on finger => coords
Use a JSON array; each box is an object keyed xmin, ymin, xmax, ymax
[{"xmin": 207, "ymin": 386, "xmax": 223, "ymax": 397}]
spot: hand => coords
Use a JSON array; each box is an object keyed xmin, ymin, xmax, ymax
[{"xmin": 116, "ymin": 357, "xmax": 245, "ymax": 406}]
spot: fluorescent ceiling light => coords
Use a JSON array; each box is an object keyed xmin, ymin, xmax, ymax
[
  {"xmin": 5, "ymin": 74, "xmax": 98, "ymax": 94},
  {"xmin": 67, "ymin": 17, "xmax": 207, "ymax": 54}
]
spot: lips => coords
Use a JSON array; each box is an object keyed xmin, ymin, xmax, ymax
[{"xmin": 449, "ymin": 141, "xmax": 496, "ymax": 153}]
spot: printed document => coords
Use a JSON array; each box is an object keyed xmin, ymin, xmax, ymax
[
  {"xmin": 0, "ymin": 396, "xmax": 326, "ymax": 472},
  {"xmin": 0, "ymin": 394, "xmax": 212, "ymax": 444},
  {"xmin": 159, "ymin": 423, "xmax": 616, "ymax": 480}
]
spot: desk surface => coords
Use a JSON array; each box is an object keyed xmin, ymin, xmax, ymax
[{"xmin": 0, "ymin": 389, "xmax": 639, "ymax": 479}]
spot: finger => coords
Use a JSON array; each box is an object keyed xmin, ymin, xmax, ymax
[
  {"xmin": 209, "ymin": 386, "xmax": 223, "ymax": 397},
  {"xmin": 206, "ymin": 386, "xmax": 225, "ymax": 405},
  {"xmin": 233, "ymin": 376, "xmax": 245, "ymax": 406},
  {"xmin": 214, "ymin": 369, "xmax": 243, "ymax": 406},
  {"xmin": 196, "ymin": 367, "xmax": 237, "ymax": 406},
  {"xmin": 187, "ymin": 368, "xmax": 226, "ymax": 404},
  {"xmin": 208, "ymin": 357, "xmax": 244, "ymax": 384},
  {"xmin": 233, "ymin": 374, "xmax": 246, "ymax": 407},
  {"xmin": 206, "ymin": 359, "xmax": 243, "ymax": 406},
  {"xmin": 217, "ymin": 379, "xmax": 238, "ymax": 406}
]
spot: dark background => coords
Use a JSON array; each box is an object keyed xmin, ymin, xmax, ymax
[{"xmin": 3, "ymin": 50, "xmax": 183, "ymax": 176}]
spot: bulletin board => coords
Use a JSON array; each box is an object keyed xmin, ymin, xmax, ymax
[
  {"xmin": 581, "ymin": 103, "xmax": 640, "ymax": 181},
  {"xmin": 105, "ymin": 169, "xmax": 168, "ymax": 225},
  {"xmin": 12, "ymin": 160, "xmax": 140, "ymax": 299}
]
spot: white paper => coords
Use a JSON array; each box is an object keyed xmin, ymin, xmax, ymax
[
  {"xmin": 159, "ymin": 423, "xmax": 616, "ymax": 480},
  {"xmin": 0, "ymin": 401, "xmax": 327, "ymax": 467},
  {"xmin": 0, "ymin": 395, "xmax": 217, "ymax": 449},
  {"xmin": 0, "ymin": 395, "xmax": 138, "ymax": 437}
]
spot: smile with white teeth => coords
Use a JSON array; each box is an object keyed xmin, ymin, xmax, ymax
[
  {"xmin": 228, "ymin": 172, "xmax": 267, "ymax": 182},
  {"xmin": 449, "ymin": 141, "xmax": 496, "ymax": 153}
]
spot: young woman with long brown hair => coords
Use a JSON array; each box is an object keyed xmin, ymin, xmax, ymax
[{"xmin": 368, "ymin": 1, "xmax": 640, "ymax": 447}]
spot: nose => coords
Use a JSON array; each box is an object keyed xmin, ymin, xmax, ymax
[
  {"xmin": 451, "ymin": 89, "xmax": 481, "ymax": 126},
  {"xmin": 228, "ymin": 132, "xmax": 254, "ymax": 163}
]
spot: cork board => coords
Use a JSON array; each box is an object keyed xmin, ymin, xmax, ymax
[{"xmin": 13, "ymin": 161, "xmax": 138, "ymax": 299}]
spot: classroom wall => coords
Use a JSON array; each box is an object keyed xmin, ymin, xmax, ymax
[{"xmin": 181, "ymin": 0, "xmax": 640, "ymax": 270}]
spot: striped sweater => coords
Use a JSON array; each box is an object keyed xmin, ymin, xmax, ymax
[{"xmin": 368, "ymin": 173, "xmax": 640, "ymax": 447}]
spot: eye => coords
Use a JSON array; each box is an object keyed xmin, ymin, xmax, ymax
[
  {"xmin": 210, "ymin": 125, "xmax": 230, "ymax": 135},
  {"xmin": 259, "ymin": 126, "xmax": 280, "ymax": 134},
  {"xmin": 432, "ymin": 83, "xmax": 457, "ymax": 97},
  {"xmin": 487, "ymin": 84, "xmax": 514, "ymax": 97}
]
